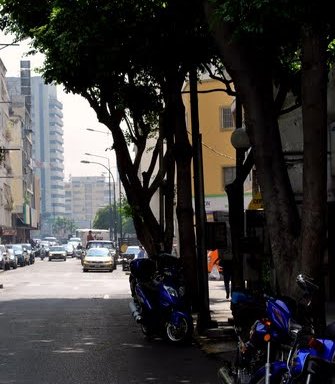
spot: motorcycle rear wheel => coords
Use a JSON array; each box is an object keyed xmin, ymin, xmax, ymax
[{"xmin": 165, "ymin": 316, "xmax": 193, "ymax": 344}]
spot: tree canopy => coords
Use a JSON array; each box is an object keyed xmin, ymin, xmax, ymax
[{"xmin": 2, "ymin": 0, "xmax": 334, "ymax": 325}]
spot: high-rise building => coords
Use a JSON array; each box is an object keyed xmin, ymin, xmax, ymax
[
  {"xmin": 8, "ymin": 67, "xmax": 65, "ymax": 236},
  {"xmin": 3, "ymin": 60, "xmax": 40, "ymax": 242},
  {"xmin": 30, "ymin": 76, "xmax": 65, "ymax": 235}
]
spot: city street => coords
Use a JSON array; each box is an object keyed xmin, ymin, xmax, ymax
[{"xmin": 0, "ymin": 258, "xmax": 222, "ymax": 384}]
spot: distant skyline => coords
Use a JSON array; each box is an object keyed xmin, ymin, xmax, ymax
[{"xmin": 0, "ymin": 32, "xmax": 117, "ymax": 180}]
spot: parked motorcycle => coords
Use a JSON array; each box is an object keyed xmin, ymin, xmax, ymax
[
  {"xmin": 218, "ymin": 288, "xmax": 295, "ymax": 384},
  {"xmin": 218, "ymin": 274, "xmax": 335, "ymax": 384},
  {"xmin": 128, "ymin": 253, "xmax": 193, "ymax": 344},
  {"xmin": 249, "ymin": 274, "xmax": 335, "ymax": 384}
]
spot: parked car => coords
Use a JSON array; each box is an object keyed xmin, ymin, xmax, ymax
[
  {"xmin": 48, "ymin": 245, "xmax": 67, "ymax": 261},
  {"xmin": 6, "ymin": 248, "xmax": 18, "ymax": 269},
  {"xmin": 82, "ymin": 247, "xmax": 115, "ymax": 272},
  {"xmin": 86, "ymin": 240, "xmax": 117, "ymax": 270},
  {"xmin": 7, "ymin": 244, "xmax": 30, "ymax": 267},
  {"xmin": 120, "ymin": 245, "xmax": 142, "ymax": 271},
  {"xmin": 0, "ymin": 246, "xmax": 9, "ymax": 270}
]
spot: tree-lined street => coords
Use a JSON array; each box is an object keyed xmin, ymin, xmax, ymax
[{"xmin": 0, "ymin": 260, "xmax": 222, "ymax": 384}]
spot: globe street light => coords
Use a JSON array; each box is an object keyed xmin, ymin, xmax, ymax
[{"xmin": 80, "ymin": 159, "xmax": 117, "ymax": 245}]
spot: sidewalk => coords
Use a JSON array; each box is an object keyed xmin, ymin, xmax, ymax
[{"xmin": 194, "ymin": 278, "xmax": 236, "ymax": 359}]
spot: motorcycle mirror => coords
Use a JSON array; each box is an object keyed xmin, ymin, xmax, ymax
[{"xmin": 296, "ymin": 274, "xmax": 319, "ymax": 294}]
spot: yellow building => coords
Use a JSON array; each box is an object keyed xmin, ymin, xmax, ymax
[{"xmin": 183, "ymin": 77, "xmax": 252, "ymax": 220}]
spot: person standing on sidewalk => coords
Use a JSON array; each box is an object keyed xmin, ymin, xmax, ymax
[{"xmin": 218, "ymin": 249, "xmax": 233, "ymax": 299}]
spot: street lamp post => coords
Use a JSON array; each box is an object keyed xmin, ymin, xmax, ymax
[
  {"xmin": 84, "ymin": 129, "xmax": 121, "ymax": 244},
  {"xmin": 80, "ymin": 158, "xmax": 117, "ymax": 245}
]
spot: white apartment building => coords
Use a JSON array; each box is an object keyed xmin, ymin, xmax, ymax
[{"xmin": 30, "ymin": 76, "xmax": 65, "ymax": 235}]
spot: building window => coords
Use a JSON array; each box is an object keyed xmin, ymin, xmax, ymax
[
  {"xmin": 222, "ymin": 166, "xmax": 236, "ymax": 189},
  {"xmin": 220, "ymin": 107, "xmax": 234, "ymax": 129}
]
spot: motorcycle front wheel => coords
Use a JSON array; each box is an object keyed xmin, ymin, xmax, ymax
[{"xmin": 165, "ymin": 315, "xmax": 193, "ymax": 344}]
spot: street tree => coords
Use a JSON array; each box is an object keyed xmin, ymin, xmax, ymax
[
  {"xmin": 202, "ymin": 0, "xmax": 333, "ymax": 325},
  {"xmin": 52, "ymin": 216, "xmax": 77, "ymax": 239},
  {"xmin": 92, "ymin": 206, "xmax": 112, "ymax": 231},
  {"xmin": 0, "ymin": 0, "xmax": 214, "ymax": 306}
]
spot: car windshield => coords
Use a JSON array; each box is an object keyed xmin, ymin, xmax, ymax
[
  {"xmin": 13, "ymin": 244, "xmax": 22, "ymax": 250},
  {"xmin": 87, "ymin": 248, "xmax": 109, "ymax": 257},
  {"xmin": 87, "ymin": 242, "xmax": 114, "ymax": 249},
  {"xmin": 50, "ymin": 246, "xmax": 65, "ymax": 252},
  {"xmin": 125, "ymin": 247, "xmax": 140, "ymax": 254},
  {"xmin": 22, "ymin": 244, "xmax": 32, "ymax": 250}
]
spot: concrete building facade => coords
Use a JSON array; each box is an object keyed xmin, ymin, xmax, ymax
[
  {"xmin": 182, "ymin": 77, "xmax": 252, "ymax": 219},
  {"xmin": 0, "ymin": 59, "xmax": 40, "ymax": 243},
  {"xmin": 65, "ymin": 175, "xmax": 112, "ymax": 230}
]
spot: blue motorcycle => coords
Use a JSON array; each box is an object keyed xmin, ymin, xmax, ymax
[
  {"xmin": 218, "ymin": 288, "xmax": 296, "ymax": 384},
  {"xmin": 247, "ymin": 274, "xmax": 335, "ymax": 384},
  {"xmin": 129, "ymin": 255, "xmax": 193, "ymax": 344}
]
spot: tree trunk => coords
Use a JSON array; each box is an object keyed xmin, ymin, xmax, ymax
[
  {"xmin": 203, "ymin": 2, "xmax": 301, "ymax": 296},
  {"xmin": 301, "ymin": 26, "xmax": 328, "ymax": 331},
  {"xmin": 165, "ymin": 71, "xmax": 198, "ymax": 308}
]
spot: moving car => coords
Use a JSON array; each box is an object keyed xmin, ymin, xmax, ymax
[
  {"xmin": 48, "ymin": 245, "xmax": 67, "ymax": 261},
  {"xmin": 64, "ymin": 242, "xmax": 75, "ymax": 257},
  {"xmin": 120, "ymin": 245, "xmax": 142, "ymax": 271},
  {"xmin": 85, "ymin": 240, "xmax": 117, "ymax": 270},
  {"xmin": 82, "ymin": 247, "xmax": 115, "ymax": 272}
]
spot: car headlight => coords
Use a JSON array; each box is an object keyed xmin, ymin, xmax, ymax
[{"xmin": 83, "ymin": 260, "xmax": 88, "ymax": 265}]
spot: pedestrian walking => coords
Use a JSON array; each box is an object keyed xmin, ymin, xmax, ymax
[
  {"xmin": 222, "ymin": 259, "xmax": 233, "ymax": 299},
  {"xmin": 218, "ymin": 249, "xmax": 233, "ymax": 299}
]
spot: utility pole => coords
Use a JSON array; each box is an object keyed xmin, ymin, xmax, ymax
[{"xmin": 189, "ymin": 67, "xmax": 211, "ymax": 332}]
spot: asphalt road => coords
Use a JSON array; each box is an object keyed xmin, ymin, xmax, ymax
[{"xmin": 0, "ymin": 257, "xmax": 222, "ymax": 384}]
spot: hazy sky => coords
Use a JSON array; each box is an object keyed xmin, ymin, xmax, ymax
[{"xmin": 0, "ymin": 33, "xmax": 117, "ymax": 181}]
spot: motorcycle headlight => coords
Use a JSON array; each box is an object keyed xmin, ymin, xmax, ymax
[{"xmin": 165, "ymin": 286, "xmax": 178, "ymax": 297}]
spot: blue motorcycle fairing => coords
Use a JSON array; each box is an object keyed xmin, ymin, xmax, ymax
[
  {"xmin": 169, "ymin": 310, "xmax": 193, "ymax": 327},
  {"xmin": 290, "ymin": 339, "xmax": 335, "ymax": 377},
  {"xmin": 250, "ymin": 320, "xmax": 282, "ymax": 348},
  {"xmin": 248, "ymin": 361, "xmax": 287, "ymax": 384},
  {"xmin": 318, "ymin": 338, "xmax": 335, "ymax": 362},
  {"xmin": 267, "ymin": 298, "xmax": 291, "ymax": 334},
  {"xmin": 290, "ymin": 349, "xmax": 310, "ymax": 377},
  {"xmin": 135, "ymin": 284, "xmax": 154, "ymax": 310}
]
